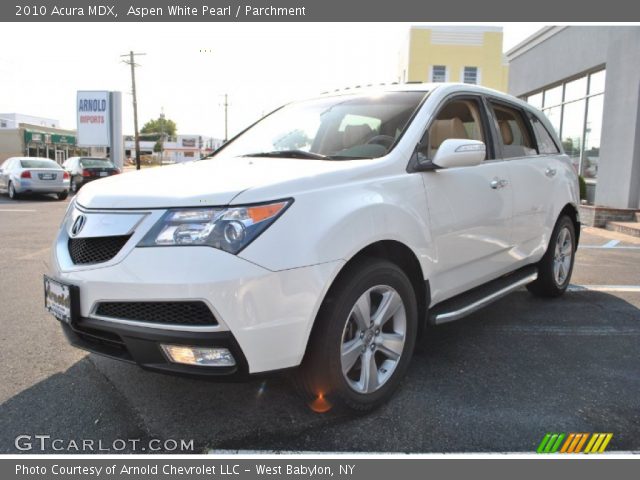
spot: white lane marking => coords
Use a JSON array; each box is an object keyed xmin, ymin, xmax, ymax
[
  {"xmin": 208, "ymin": 450, "xmax": 640, "ymax": 456},
  {"xmin": 0, "ymin": 208, "xmax": 37, "ymax": 212},
  {"xmin": 490, "ymin": 325, "xmax": 640, "ymax": 336},
  {"xmin": 580, "ymin": 245, "xmax": 640, "ymax": 250},
  {"xmin": 603, "ymin": 239, "xmax": 621, "ymax": 248},
  {"xmin": 569, "ymin": 284, "xmax": 640, "ymax": 293}
]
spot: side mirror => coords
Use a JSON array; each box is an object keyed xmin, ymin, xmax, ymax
[{"xmin": 431, "ymin": 139, "xmax": 485, "ymax": 169}]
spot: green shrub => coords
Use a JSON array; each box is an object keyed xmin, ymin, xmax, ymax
[{"xmin": 578, "ymin": 175, "xmax": 587, "ymax": 201}]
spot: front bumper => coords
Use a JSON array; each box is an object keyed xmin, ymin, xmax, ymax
[
  {"xmin": 61, "ymin": 315, "xmax": 249, "ymax": 378},
  {"xmin": 51, "ymin": 228, "xmax": 343, "ymax": 375}
]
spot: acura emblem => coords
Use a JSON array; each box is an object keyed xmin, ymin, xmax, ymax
[{"xmin": 71, "ymin": 214, "xmax": 87, "ymax": 236}]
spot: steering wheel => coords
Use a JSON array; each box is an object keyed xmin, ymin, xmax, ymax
[{"xmin": 365, "ymin": 135, "xmax": 396, "ymax": 150}]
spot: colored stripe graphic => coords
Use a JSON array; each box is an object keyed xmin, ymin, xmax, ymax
[
  {"xmin": 585, "ymin": 433, "xmax": 614, "ymax": 453},
  {"xmin": 560, "ymin": 433, "xmax": 576, "ymax": 453},
  {"xmin": 573, "ymin": 433, "xmax": 589, "ymax": 453},
  {"xmin": 537, "ymin": 433, "xmax": 552, "ymax": 453},
  {"xmin": 537, "ymin": 433, "xmax": 565, "ymax": 453},
  {"xmin": 538, "ymin": 433, "xmax": 613, "ymax": 454}
]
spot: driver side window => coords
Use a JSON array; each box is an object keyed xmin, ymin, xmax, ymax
[{"xmin": 422, "ymin": 98, "xmax": 487, "ymax": 161}]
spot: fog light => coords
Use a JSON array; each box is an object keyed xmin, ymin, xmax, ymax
[{"xmin": 160, "ymin": 344, "xmax": 236, "ymax": 367}]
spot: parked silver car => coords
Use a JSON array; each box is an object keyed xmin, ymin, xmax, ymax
[{"xmin": 0, "ymin": 157, "xmax": 70, "ymax": 200}]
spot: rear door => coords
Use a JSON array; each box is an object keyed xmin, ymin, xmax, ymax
[
  {"xmin": 419, "ymin": 94, "xmax": 514, "ymax": 300},
  {"xmin": 486, "ymin": 99, "xmax": 561, "ymax": 258}
]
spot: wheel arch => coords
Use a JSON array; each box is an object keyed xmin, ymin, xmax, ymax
[
  {"xmin": 300, "ymin": 239, "xmax": 430, "ymax": 364},
  {"xmin": 559, "ymin": 202, "xmax": 581, "ymax": 246}
]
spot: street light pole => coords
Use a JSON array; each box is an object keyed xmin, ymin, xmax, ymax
[{"xmin": 121, "ymin": 51, "xmax": 146, "ymax": 170}]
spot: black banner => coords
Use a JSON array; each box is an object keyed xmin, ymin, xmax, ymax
[
  {"xmin": 5, "ymin": 0, "xmax": 640, "ymax": 21},
  {"xmin": 4, "ymin": 458, "xmax": 640, "ymax": 480}
]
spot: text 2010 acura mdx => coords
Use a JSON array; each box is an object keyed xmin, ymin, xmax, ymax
[{"xmin": 45, "ymin": 84, "xmax": 579, "ymax": 410}]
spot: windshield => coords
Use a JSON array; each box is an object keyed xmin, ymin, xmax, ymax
[
  {"xmin": 217, "ymin": 91, "xmax": 427, "ymax": 160},
  {"xmin": 80, "ymin": 158, "xmax": 115, "ymax": 168},
  {"xmin": 20, "ymin": 159, "xmax": 61, "ymax": 169}
]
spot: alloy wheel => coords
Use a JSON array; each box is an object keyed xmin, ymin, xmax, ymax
[
  {"xmin": 340, "ymin": 285, "xmax": 407, "ymax": 394},
  {"xmin": 553, "ymin": 226, "xmax": 573, "ymax": 286}
]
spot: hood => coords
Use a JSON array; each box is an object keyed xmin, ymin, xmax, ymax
[{"xmin": 76, "ymin": 156, "xmax": 361, "ymax": 209}]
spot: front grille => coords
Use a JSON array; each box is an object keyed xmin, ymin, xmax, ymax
[
  {"xmin": 68, "ymin": 235, "xmax": 131, "ymax": 264},
  {"xmin": 95, "ymin": 301, "xmax": 218, "ymax": 326}
]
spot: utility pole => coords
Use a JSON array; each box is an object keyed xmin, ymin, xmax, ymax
[
  {"xmin": 121, "ymin": 51, "xmax": 146, "ymax": 170},
  {"xmin": 223, "ymin": 93, "xmax": 229, "ymax": 143}
]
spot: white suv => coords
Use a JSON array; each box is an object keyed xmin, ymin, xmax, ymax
[{"xmin": 45, "ymin": 84, "xmax": 579, "ymax": 410}]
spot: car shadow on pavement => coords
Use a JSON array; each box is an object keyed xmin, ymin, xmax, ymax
[
  {"xmin": 0, "ymin": 193, "xmax": 67, "ymax": 204},
  {"xmin": 1, "ymin": 290, "xmax": 639, "ymax": 454},
  {"xmin": 0, "ymin": 357, "xmax": 152, "ymax": 454},
  {"xmin": 0, "ymin": 354, "xmax": 346, "ymax": 454}
]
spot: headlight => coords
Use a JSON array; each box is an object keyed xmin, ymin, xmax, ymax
[{"xmin": 138, "ymin": 199, "xmax": 292, "ymax": 254}]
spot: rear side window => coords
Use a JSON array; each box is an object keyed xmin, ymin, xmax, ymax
[
  {"xmin": 80, "ymin": 158, "xmax": 115, "ymax": 168},
  {"xmin": 489, "ymin": 102, "xmax": 537, "ymax": 158},
  {"xmin": 530, "ymin": 115, "xmax": 560, "ymax": 154}
]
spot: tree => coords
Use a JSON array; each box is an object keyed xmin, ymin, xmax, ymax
[
  {"xmin": 141, "ymin": 116, "xmax": 177, "ymax": 137},
  {"xmin": 141, "ymin": 115, "xmax": 177, "ymax": 157}
]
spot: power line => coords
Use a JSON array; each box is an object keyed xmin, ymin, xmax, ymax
[{"xmin": 121, "ymin": 51, "xmax": 146, "ymax": 170}]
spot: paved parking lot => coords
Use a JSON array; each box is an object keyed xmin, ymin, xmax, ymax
[{"xmin": 0, "ymin": 193, "xmax": 639, "ymax": 454}]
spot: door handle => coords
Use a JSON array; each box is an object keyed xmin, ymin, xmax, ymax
[
  {"xmin": 490, "ymin": 178, "xmax": 509, "ymax": 189},
  {"xmin": 545, "ymin": 167, "xmax": 557, "ymax": 178}
]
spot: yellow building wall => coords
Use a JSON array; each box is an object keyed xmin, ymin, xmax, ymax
[{"xmin": 406, "ymin": 29, "xmax": 509, "ymax": 92}]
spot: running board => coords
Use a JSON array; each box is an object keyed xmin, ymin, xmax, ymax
[{"xmin": 429, "ymin": 266, "xmax": 538, "ymax": 325}]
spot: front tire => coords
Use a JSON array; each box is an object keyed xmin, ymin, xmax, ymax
[
  {"xmin": 527, "ymin": 215, "xmax": 576, "ymax": 297},
  {"xmin": 70, "ymin": 179, "xmax": 78, "ymax": 194},
  {"xmin": 297, "ymin": 259, "xmax": 418, "ymax": 412}
]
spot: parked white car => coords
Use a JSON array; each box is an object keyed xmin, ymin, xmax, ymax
[
  {"xmin": 0, "ymin": 157, "xmax": 70, "ymax": 200},
  {"xmin": 45, "ymin": 84, "xmax": 579, "ymax": 410}
]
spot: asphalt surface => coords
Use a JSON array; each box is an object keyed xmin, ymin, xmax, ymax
[{"xmin": 0, "ymin": 192, "xmax": 639, "ymax": 454}]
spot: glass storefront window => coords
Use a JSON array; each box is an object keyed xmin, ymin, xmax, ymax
[
  {"xmin": 543, "ymin": 106, "xmax": 562, "ymax": 136},
  {"xmin": 543, "ymin": 85, "xmax": 563, "ymax": 107},
  {"xmin": 526, "ymin": 69, "xmax": 605, "ymax": 182},
  {"xmin": 589, "ymin": 70, "xmax": 606, "ymax": 95},
  {"xmin": 527, "ymin": 92, "xmax": 543, "ymax": 109},
  {"xmin": 564, "ymin": 76, "xmax": 588, "ymax": 103},
  {"xmin": 583, "ymin": 94, "xmax": 604, "ymax": 179},
  {"xmin": 561, "ymin": 100, "xmax": 586, "ymax": 173}
]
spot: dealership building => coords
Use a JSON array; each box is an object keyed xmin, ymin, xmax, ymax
[
  {"xmin": 507, "ymin": 26, "xmax": 640, "ymax": 226},
  {"xmin": 0, "ymin": 114, "xmax": 91, "ymax": 163}
]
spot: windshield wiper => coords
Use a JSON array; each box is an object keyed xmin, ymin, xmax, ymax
[{"xmin": 241, "ymin": 150, "xmax": 331, "ymax": 160}]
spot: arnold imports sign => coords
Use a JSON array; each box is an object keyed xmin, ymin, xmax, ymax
[{"xmin": 76, "ymin": 91, "xmax": 110, "ymax": 146}]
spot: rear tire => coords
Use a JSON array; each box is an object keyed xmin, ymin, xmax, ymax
[
  {"xmin": 296, "ymin": 258, "xmax": 418, "ymax": 412},
  {"xmin": 527, "ymin": 215, "xmax": 576, "ymax": 297},
  {"xmin": 8, "ymin": 182, "xmax": 19, "ymax": 200},
  {"xmin": 70, "ymin": 179, "xmax": 78, "ymax": 193},
  {"xmin": 57, "ymin": 191, "xmax": 69, "ymax": 200}
]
